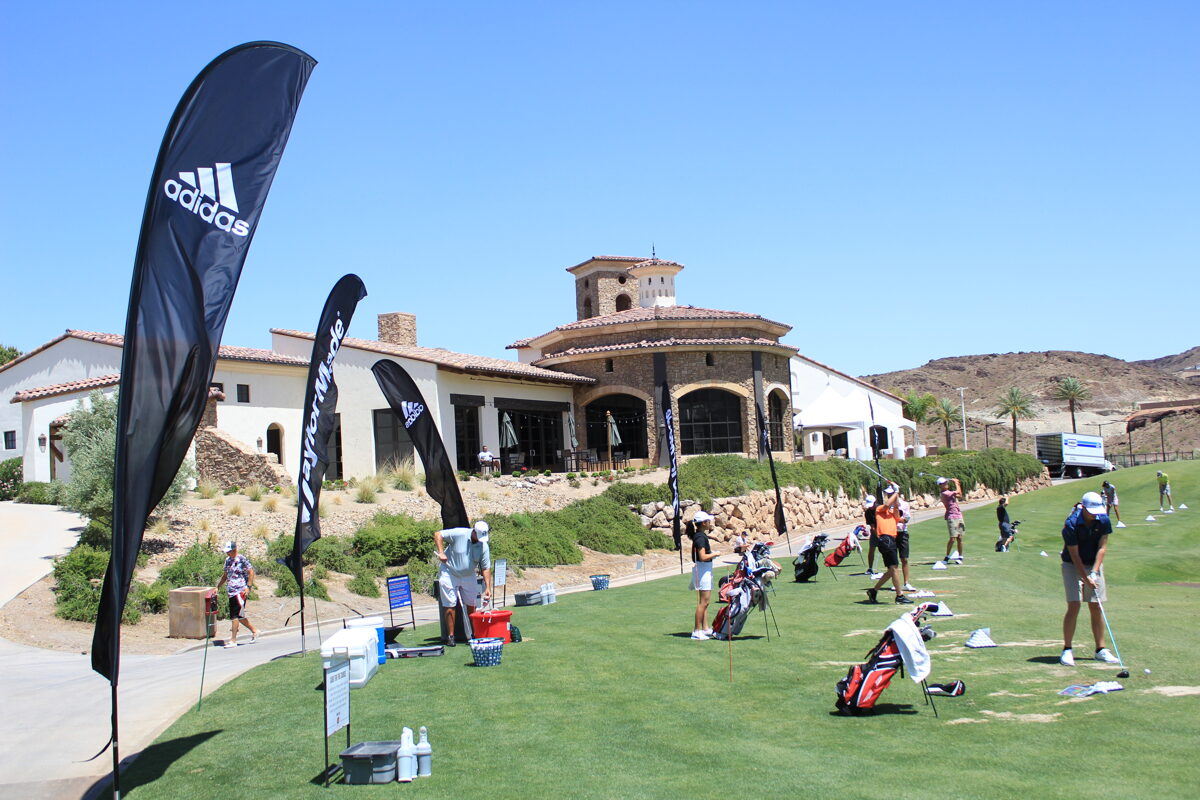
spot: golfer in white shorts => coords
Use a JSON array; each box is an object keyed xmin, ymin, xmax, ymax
[
  {"xmin": 435, "ymin": 521, "xmax": 493, "ymax": 646},
  {"xmin": 687, "ymin": 511, "xmax": 718, "ymax": 639}
]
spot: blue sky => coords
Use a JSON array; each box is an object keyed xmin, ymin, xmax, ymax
[{"xmin": 2, "ymin": 2, "xmax": 1196, "ymax": 377}]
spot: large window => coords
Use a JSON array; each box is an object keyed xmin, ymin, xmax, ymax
[
  {"xmin": 454, "ymin": 405, "xmax": 481, "ymax": 472},
  {"xmin": 767, "ymin": 391, "xmax": 787, "ymax": 452},
  {"xmin": 585, "ymin": 394, "xmax": 648, "ymax": 459},
  {"xmin": 679, "ymin": 389, "xmax": 743, "ymax": 455},
  {"xmin": 373, "ymin": 408, "xmax": 415, "ymax": 471}
]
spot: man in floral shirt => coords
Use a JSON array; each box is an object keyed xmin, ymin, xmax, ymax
[{"xmin": 216, "ymin": 541, "xmax": 258, "ymax": 648}]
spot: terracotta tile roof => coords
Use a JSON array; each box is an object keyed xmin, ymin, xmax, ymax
[
  {"xmin": 270, "ymin": 329, "xmax": 594, "ymax": 386},
  {"xmin": 52, "ymin": 413, "xmax": 73, "ymax": 426},
  {"xmin": 509, "ymin": 337, "xmax": 534, "ymax": 349},
  {"xmin": 536, "ymin": 337, "xmax": 799, "ymax": 362},
  {"xmin": 564, "ymin": 254, "xmax": 648, "ymax": 272},
  {"xmin": 509, "ymin": 305, "xmax": 791, "ymax": 348},
  {"xmin": 11, "ymin": 374, "xmax": 120, "ymax": 403}
]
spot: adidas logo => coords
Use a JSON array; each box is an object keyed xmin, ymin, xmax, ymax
[
  {"xmin": 163, "ymin": 163, "xmax": 250, "ymax": 236},
  {"xmin": 400, "ymin": 401, "xmax": 424, "ymax": 429}
]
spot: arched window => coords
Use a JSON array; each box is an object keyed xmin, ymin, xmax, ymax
[
  {"xmin": 585, "ymin": 394, "xmax": 648, "ymax": 459},
  {"xmin": 615, "ymin": 293, "xmax": 632, "ymax": 311},
  {"xmin": 679, "ymin": 389, "xmax": 743, "ymax": 455},
  {"xmin": 582, "ymin": 297, "xmax": 593, "ymax": 318}
]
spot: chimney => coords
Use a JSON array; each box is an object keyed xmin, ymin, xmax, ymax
[{"xmin": 378, "ymin": 312, "xmax": 418, "ymax": 346}]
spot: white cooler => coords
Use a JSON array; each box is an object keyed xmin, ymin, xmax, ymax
[{"xmin": 321, "ymin": 627, "xmax": 380, "ymax": 689}]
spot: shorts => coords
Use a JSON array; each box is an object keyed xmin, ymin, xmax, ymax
[
  {"xmin": 1106, "ymin": 494, "xmax": 1119, "ymax": 507},
  {"xmin": 1160, "ymin": 484, "xmax": 1171, "ymax": 496},
  {"xmin": 438, "ymin": 568, "xmax": 481, "ymax": 607},
  {"xmin": 228, "ymin": 590, "xmax": 248, "ymax": 620},
  {"xmin": 999, "ymin": 522, "xmax": 1014, "ymax": 538},
  {"xmin": 1062, "ymin": 562, "xmax": 1107, "ymax": 603},
  {"xmin": 868, "ymin": 531, "xmax": 880, "ymax": 549},
  {"xmin": 876, "ymin": 535, "xmax": 900, "ymax": 568},
  {"xmin": 946, "ymin": 518, "xmax": 965, "ymax": 538},
  {"xmin": 691, "ymin": 561, "xmax": 713, "ymax": 591},
  {"xmin": 897, "ymin": 529, "xmax": 910, "ymax": 560}
]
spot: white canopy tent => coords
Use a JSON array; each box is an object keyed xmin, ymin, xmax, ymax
[{"xmin": 794, "ymin": 386, "xmax": 914, "ymax": 457}]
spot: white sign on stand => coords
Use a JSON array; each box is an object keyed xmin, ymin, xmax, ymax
[
  {"xmin": 494, "ymin": 559, "xmax": 508, "ymax": 586},
  {"xmin": 325, "ymin": 659, "xmax": 350, "ymax": 736}
]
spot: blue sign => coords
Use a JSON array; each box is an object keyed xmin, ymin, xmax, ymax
[{"xmin": 387, "ymin": 575, "xmax": 412, "ymax": 609}]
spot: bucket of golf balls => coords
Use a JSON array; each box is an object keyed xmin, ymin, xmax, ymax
[
  {"xmin": 590, "ymin": 574, "xmax": 610, "ymax": 591},
  {"xmin": 468, "ymin": 637, "xmax": 504, "ymax": 667}
]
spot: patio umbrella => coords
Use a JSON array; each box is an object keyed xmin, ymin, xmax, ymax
[
  {"xmin": 606, "ymin": 410, "xmax": 622, "ymax": 467},
  {"xmin": 500, "ymin": 411, "xmax": 519, "ymax": 449},
  {"xmin": 567, "ymin": 407, "xmax": 579, "ymax": 449}
]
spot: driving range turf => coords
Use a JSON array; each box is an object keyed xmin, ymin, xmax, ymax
[{"xmin": 118, "ymin": 462, "xmax": 1200, "ymax": 798}]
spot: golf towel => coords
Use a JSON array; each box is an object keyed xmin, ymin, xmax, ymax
[{"xmin": 887, "ymin": 614, "xmax": 931, "ymax": 683}]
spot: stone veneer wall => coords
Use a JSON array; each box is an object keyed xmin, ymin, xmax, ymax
[
  {"xmin": 636, "ymin": 472, "xmax": 1052, "ymax": 545},
  {"xmin": 378, "ymin": 312, "xmax": 418, "ymax": 346},
  {"xmin": 196, "ymin": 427, "xmax": 292, "ymax": 489},
  {"xmin": 575, "ymin": 270, "xmax": 635, "ymax": 320}
]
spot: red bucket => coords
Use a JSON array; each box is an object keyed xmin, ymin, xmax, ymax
[{"xmin": 469, "ymin": 609, "xmax": 513, "ymax": 643}]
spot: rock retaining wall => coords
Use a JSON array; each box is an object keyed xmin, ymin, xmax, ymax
[
  {"xmin": 638, "ymin": 472, "xmax": 1051, "ymax": 545},
  {"xmin": 195, "ymin": 427, "xmax": 292, "ymax": 489}
]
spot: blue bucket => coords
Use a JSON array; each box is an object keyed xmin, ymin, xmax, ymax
[{"xmin": 590, "ymin": 574, "xmax": 610, "ymax": 590}]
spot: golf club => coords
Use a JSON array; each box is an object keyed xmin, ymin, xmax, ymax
[{"xmin": 1096, "ymin": 599, "xmax": 1125, "ymax": 668}]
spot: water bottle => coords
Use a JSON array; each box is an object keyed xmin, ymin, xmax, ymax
[
  {"xmin": 549, "ymin": 582, "xmax": 557, "ymax": 603},
  {"xmin": 397, "ymin": 727, "xmax": 415, "ymax": 782},
  {"xmin": 416, "ymin": 726, "xmax": 432, "ymax": 777}
]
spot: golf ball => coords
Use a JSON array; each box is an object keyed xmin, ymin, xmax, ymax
[{"xmin": 1144, "ymin": 669, "xmax": 1152, "ymax": 674}]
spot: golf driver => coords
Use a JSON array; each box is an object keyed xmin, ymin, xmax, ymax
[{"xmin": 1096, "ymin": 599, "xmax": 1125, "ymax": 668}]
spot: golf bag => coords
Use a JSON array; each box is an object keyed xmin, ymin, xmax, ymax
[
  {"xmin": 835, "ymin": 603, "xmax": 937, "ymax": 715},
  {"xmin": 794, "ymin": 533, "xmax": 829, "ymax": 582},
  {"xmin": 712, "ymin": 557, "xmax": 764, "ymax": 640},
  {"xmin": 750, "ymin": 541, "xmax": 782, "ymax": 586},
  {"xmin": 824, "ymin": 526, "xmax": 864, "ymax": 567},
  {"xmin": 995, "ymin": 520, "xmax": 1020, "ymax": 552}
]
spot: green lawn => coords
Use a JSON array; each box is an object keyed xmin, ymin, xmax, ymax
[{"xmin": 122, "ymin": 462, "xmax": 1200, "ymax": 799}]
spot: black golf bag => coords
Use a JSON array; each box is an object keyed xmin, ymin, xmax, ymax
[{"xmin": 794, "ymin": 533, "xmax": 829, "ymax": 582}]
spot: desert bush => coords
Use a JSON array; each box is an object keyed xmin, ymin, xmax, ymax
[
  {"xmin": 262, "ymin": 496, "xmax": 279, "ymax": 512},
  {"xmin": 352, "ymin": 514, "xmax": 439, "ymax": 566},
  {"xmin": 16, "ymin": 480, "xmax": 65, "ymax": 505},
  {"xmin": 305, "ymin": 536, "xmax": 358, "ymax": 573},
  {"xmin": 78, "ymin": 519, "xmax": 112, "ymax": 549},
  {"xmin": 196, "ymin": 480, "xmax": 220, "ymax": 499},
  {"xmin": 159, "ymin": 543, "xmax": 226, "ymax": 588},
  {"xmin": 245, "ymin": 484, "xmax": 265, "ymax": 502},
  {"xmin": 355, "ymin": 485, "xmax": 377, "ymax": 504},
  {"xmin": 227, "ymin": 503, "xmax": 242, "ymax": 516},
  {"xmin": 347, "ymin": 572, "xmax": 380, "ymax": 597}
]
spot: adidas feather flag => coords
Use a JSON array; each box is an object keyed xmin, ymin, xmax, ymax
[
  {"xmin": 284, "ymin": 275, "xmax": 367, "ymax": 590},
  {"xmin": 371, "ymin": 361, "xmax": 470, "ymax": 529}
]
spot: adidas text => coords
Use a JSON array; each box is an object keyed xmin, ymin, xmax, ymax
[{"xmin": 163, "ymin": 162, "xmax": 249, "ymax": 236}]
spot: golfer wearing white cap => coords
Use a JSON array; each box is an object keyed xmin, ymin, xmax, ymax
[
  {"xmin": 687, "ymin": 511, "xmax": 719, "ymax": 640},
  {"xmin": 1058, "ymin": 491, "xmax": 1119, "ymax": 666},
  {"xmin": 435, "ymin": 521, "xmax": 493, "ymax": 646},
  {"xmin": 216, "ymin": 541, "xmax": 258, "ymax": 648}
]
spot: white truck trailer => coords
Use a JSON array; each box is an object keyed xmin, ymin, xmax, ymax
[{"xmin": 1035, "ymin": 432, "xmax": 1111, "ymax": 478}]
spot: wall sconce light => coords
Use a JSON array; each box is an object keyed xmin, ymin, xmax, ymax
[
  {"xmin": 38, "ymin": 433, "xmax": 48, "ymax": 452},
  {"xmin": 256, "ymin": 437, "xmax": 264, "ymax": 453}
]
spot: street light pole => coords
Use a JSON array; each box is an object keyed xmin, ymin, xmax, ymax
[{"xmin": 956, "ymin": 387, "xmax": 968, "ymax": 450}]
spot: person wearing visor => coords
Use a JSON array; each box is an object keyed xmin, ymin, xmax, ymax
[
  {"xmin": 1059, "ymin": 491, "xmax": 1119, "ymax": 666},
  {"xmin": 435, "ymin": 520, "xmax": 493, "ymax": 646},
  {"xmin": 687, "ymin": 510, "xmax": 719, "ymax": 640}
]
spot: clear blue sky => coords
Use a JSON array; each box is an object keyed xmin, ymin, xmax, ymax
[{"xmin": 2, "ymin": 2, "xmax": 1196, "ymax": 377}]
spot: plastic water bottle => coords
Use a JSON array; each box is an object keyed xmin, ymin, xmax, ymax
[
  {"xmin": 548, "ymin": 582, "xmax": 557, "ymax": 603},
  {"xmin": 397, "ymin": 727, "xmax": 415, "ymax": 782},
  {"xmin": 416, "ymin": 726, "xmax": 432, "ymax": 777}
]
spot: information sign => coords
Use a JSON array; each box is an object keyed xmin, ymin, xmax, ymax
[{"xmin": 387, "ymin": 575, "xmax": 412, "ymax": 609}]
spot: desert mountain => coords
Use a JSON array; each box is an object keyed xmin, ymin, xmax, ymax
[
  {"xmin": 860, "ymin": 350, "xmax": 1200, "ymax": 455},
  {"xmin": 1134, "ymin": 346, "xmax": 1200, "ymax": 384}
]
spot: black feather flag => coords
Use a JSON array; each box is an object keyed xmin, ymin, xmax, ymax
[
  {"xmin": 371, "ymin": 360, "xmax": 470, "ymax": 529},
  {"xmin": 756, "ymin": 400, "xmax": 790, "ymax": 547},
  {"xmin": 661, "ymin": 380, "xmax": 683, "ymax": 570}
]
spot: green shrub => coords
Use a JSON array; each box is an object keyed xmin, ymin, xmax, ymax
[
  {"xmin": 77, "ymin": 519, "xmax": 112, "ymax": 549},
  {"xmin": 305, "ymin": 536, "xmax": 357, "ymax": 573},
  {"xmin": 603, "ymin": 481, "xmax": 667, "ymax": 507},
  {"xmin": 557, "ymin": 495, "xmax": 663, "ymax": 555},
  {"xmin": 0, "ymin": 457, "xmax": 23, "ymax": 501},
  {"xmin": 543, "ymin": 469, "xmax": 552, "ymax": 477},
  {"xmin": 272, "ymin": 570, "xmax": 330, "ymax": 600},
  {"xmin": 566, "ymin": 472, "xmax": 577, "ymax": 480},
  {"xmin": 512, "ymin": 470, "xmax": 522, "ymax": 478},
  {"xmin": 18, "ymin": 480, "xmax": 64, "ymax": 505},
  {"xmin": 51, "ymin": 544, "xmax": 144, "ymax": 623},
  {"xmin": 352, "ymin": 514, "xmax": 439, "ymax": 566},
  {"xmin": 347, "ymin": 572, "xmax": 380, "ymax": 597},
  {"xmin": 53, "ymin": 544, "xmax": 110, "ymax": 583},
  {"xmin": 359, "ymin": 551, "xmax": 386, "ymax": 576},
  {"xmin": 158, "ymin": 543, "xmax": 225, "ymax": 589},
  {"xmin": 133, "ymin": 580, "xmax": 170, "ymax": 614}
]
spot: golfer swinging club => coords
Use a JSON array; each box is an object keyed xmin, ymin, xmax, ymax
[
  {"xmin": 1059, "ymin": 491, "xmax": 1120, "ymax": 666},
  {"xmin": 435, "ymin": 521, "xmax": 493, "ymax": 647}
]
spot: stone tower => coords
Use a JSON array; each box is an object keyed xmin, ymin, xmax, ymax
[
  {"xmin": 567, "ymin": 256, "xmax": 645, "ymax": 320},
  {"xmin": 628, "ymin": 258, "xmax": 683, "ymax": 308}
]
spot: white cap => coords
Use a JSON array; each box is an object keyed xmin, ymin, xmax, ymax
[
  {"xmin": 222, "ymin": 541, "xmax": 236, "ymax": 553},
  {"xmin": 1157, "ymin": 471, "xmax": 1163, "ymax": 476},
  {"xmin": 1081, "ymin": 492, "xmax": 1106, "ymax": 514},
  {"xmin": 936, "ymin": 477, "xmax": 948, "ymax": 485},
  {"xmin": 863, "ymin": 495, "xmax": 876, "ymax": 506},
  {"xmin": 883, "ymin": 484, "xmax": 897, "ymax": 496},
  {"xmin": 693, "ymin": 510, "xmax": 714, "ymax": 523},
  {"xmin": 473, "ymin": 520, "xmax": 490, "ymax": 541}
]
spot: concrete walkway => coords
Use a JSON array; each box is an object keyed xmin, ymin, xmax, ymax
[{"xmin": 0, "ymin": 497, "xmax": 994, "ymax": 799}]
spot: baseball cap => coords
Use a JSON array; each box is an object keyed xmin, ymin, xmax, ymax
[
  {"xmin": 863, "ymin": 494, "xmax": 876, "ymax": 506},
  {"xmin": 693, "ymin": 510, "xmax": 714, "ymax": 523},
  {"xmin": 473, "ymin": 520, "xmax": 490, "ymax": 541},
  {"xmin": 222, "ymin": 541, "xmax": 236, "ymax": 553},
  {"xmin": 1157, "ymin": 471, "xmax": 1163, "ymax": 476},
  {"xmin": 936, "ymin": 477, "xmax": 948, "ymax": 485},
  {"xmin": 883, "ymin": 484, "xmax": 897, "ymax": 496},
  {"xmin": 1081, "ymin": 492, "xmax": 1106, "ymax": 514}
]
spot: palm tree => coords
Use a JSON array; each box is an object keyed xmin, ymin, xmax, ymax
[
  {"xmin": 1053, "ymin": 377, "xmax": 1091, "ymax": 434},
  {"xmin": 930, "ymin": 398, "xmax": 962, "ymax": 448},
  {"xmin": 900, "ymin": 390, "xmax": 937, "ymax": 447},
  {"xmin": 992, "ymin": 387, "xmax": 1037, "ymax": 451}
]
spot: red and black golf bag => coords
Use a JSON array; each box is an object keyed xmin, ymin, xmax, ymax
[
  {"xmin": 711, "ymin": 557, "xmax": 763, "ymax": 640},
  {"xmin": 824, "ymin": 526, "xmax": 864, "ymax": 568},
  {"xmin": 836, "ymin": 603, "xmax": 938, "ymax": 715}
]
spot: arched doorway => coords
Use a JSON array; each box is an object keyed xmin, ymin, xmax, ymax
[
  {"xmin": 266, "ymin": 423, "xmax": 283, "ymax": 465},
  {"xmin": 767, "ymin": 390, "xmax": 788, "ymax": 452},
  {"xmin": 679, "ymin": 388, "xmax": 743, "ymax": 455},
  {"xmin": 615, "ymin": 293, "xmax": 632, "ymax": 311},
  {"xmin": 585, "ymin": 394, "xmax": 647, "ymax": 460}
]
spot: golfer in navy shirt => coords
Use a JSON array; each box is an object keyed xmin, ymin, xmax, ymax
[{"xmin": 1058, "ymin": 492, "xmax": 1120, "ymax": 666}]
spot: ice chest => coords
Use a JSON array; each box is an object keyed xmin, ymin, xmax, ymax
[
  {"xmin": 321, "ymin": 628, "xmax": 379, "ymax": 689},
  {"xmin": 340, "ymin": 741, "xmax": 400, "ymax": 784},
  {"xmin": 469, "ymin": 609, "xmax": 512, "ymax": 643},
  {"xmin": 515, "ymin": 589, "xmax": 545, "ymax": 606},
  {"xmin": 347, "ymin": 615, "xmax": 386, "ymax": 664}
]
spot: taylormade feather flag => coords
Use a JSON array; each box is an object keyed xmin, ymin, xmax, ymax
[
  {"xmin": 92, "ymin": 42, "xmax": 315, "ymax": 682},
  {"xmin": 372, "ymin": 360, "xmax": 470, "ymax": 529},
  {"xmin": 284, "ymin": 274, "xmax": 367, "ymax": 586}
]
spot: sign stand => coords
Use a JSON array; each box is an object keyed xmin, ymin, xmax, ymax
[
  {"xmin": 322, "ymin": 649, "xmax": 351, "ymax": 787},
  {"xmin": 386, "ymin": 574, "xmax": 417, "ymax": 632},
  {"xmin": 494, "ymin": 559, "xmax": 508, "ymax": 608}
]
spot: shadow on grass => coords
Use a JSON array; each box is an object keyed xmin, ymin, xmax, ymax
[
  {"xmin": 83, "ymin": 729, "xmax": 223, "ymax": 799},
  {"xmin": 662, "ymin": 632, "xmax": 765, "ymax": 640},
  {"xmin": 827, "ymin": 703, "xmax": 920, "ymax": 717},
  {"xmin": 1027, "ymin": 655, "xmax": 1064, "ymax": 665}
]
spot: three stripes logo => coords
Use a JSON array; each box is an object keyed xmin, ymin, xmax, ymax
[
  {"xmin": 400, "ymin": 401, "xmax": 425, "ymax": 429},
  {"xmin": 163, "ymin": 163, "xmax": 250, "ymax": 236}
]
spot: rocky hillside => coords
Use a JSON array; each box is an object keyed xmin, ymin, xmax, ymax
[
  {"xmin": 861, "ymin": 350, "xmax": 1200, "ymax": 455},
  {"xmin": 1134, "ymin": 346, "xmax": 1200, "ymax": 384}
]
